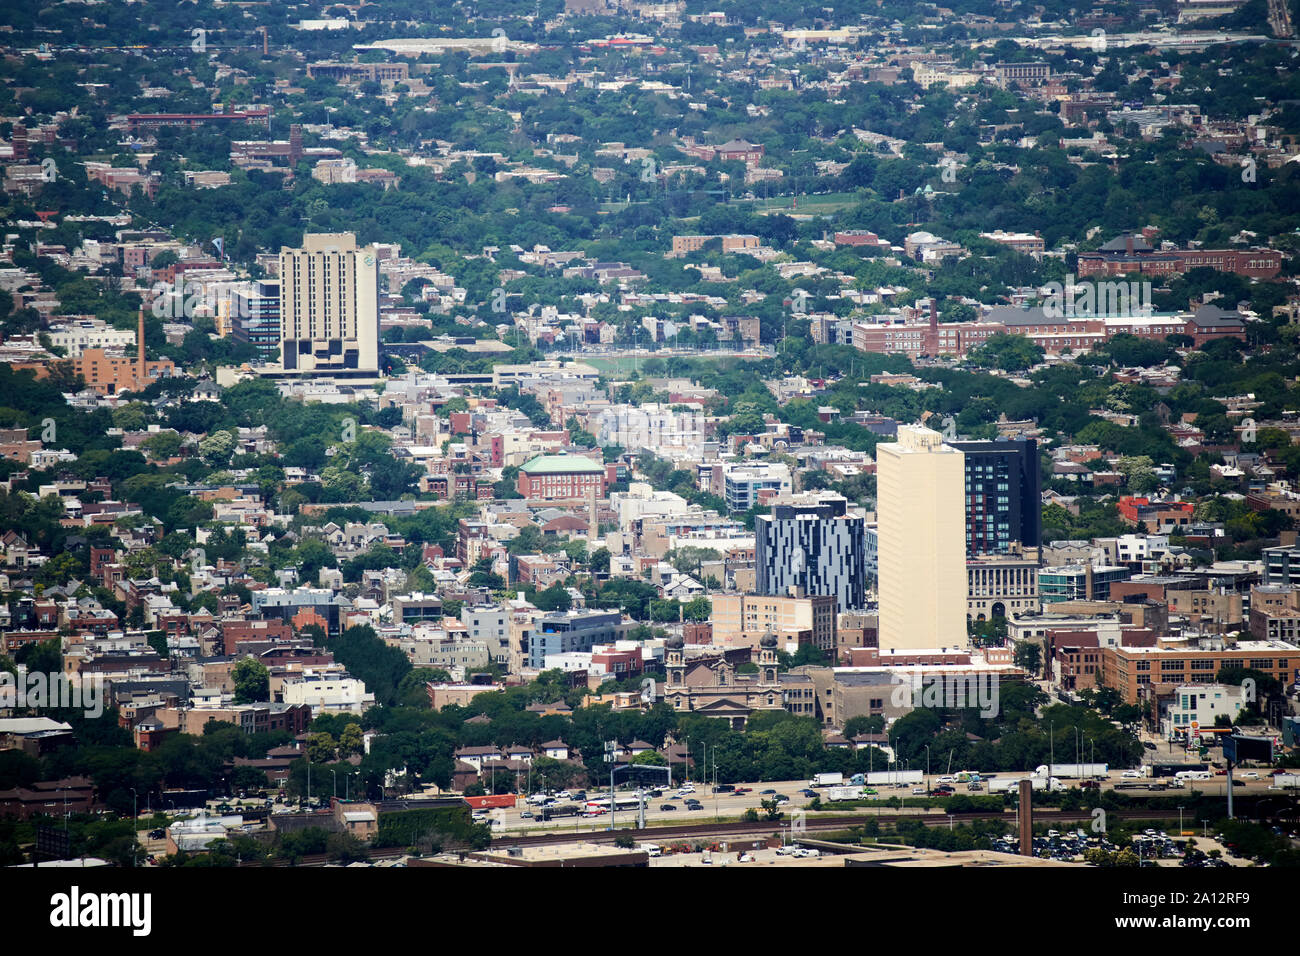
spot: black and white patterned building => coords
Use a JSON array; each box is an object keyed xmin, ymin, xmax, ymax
[{"xmin": 755, "ymin": 494, "xmax": 866, "ymax": 612}]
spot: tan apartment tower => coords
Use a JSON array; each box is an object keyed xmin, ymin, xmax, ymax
[
  {"xmin": 278, "ymin": 232, "xmax": 379, "ymax": 375},
  {"xmin": 876, "ymin": 424, "xmax": 967, "ymax": 651}
]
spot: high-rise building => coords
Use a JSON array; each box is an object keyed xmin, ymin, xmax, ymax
[
  {"xmin": 948, "ymin": 439, "xmax": 1040, "ymax": 555},
  {"xmin": 755, "ymin": 492, "xmax": 866, "ymax": 613},
  {"xmin": 278, "ymin": 233, "xmax": 379, "ymax": 375},
  {"xmin": 230, "ymin": 279, "xmax": 281, "ymax": 364},
  {"xmin": 876, "ymin": 425, "xmax": 966, "ymax": 651}
]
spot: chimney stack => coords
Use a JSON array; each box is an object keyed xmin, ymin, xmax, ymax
[{"xmin": 1019, "ymin": 779, "xmax": 1034, "ymax": 855}]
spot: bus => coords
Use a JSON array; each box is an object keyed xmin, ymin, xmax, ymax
[
  {"xmin": 539, "ymin": 804, "xmax": 580, "ymax": 820},
  {"xmin": 585, "ymin": 794, "xmax": 642, "ymax": 813}
]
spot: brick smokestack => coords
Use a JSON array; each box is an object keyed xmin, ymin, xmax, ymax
[
  {"xmin": 1019, "ymin": 779, "xmax": 1034, "ymax": 856},
  {"xmin": 1125, "ymin": 234, "xmax": 1134, "ymax": 255}
]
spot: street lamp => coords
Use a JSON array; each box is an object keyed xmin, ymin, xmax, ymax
[
  {"xmin": 330, "ymin": 769, "xmax": 337, "ymax": 801},
  {"xmin": 130, "ymin": 788, "xmax": 138, "ymax": 867}
]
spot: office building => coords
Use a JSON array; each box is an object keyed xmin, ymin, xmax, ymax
[
  {"xmin": 755, "ymin": 493, "xmax": 866, "ymax": 613},
  {"xmin": 1262, "ymin": 545, "xmax": 1300, "ymax": 588},
  {"xmin": 278, "ymin": 232, "xmax": 379, "ymax": 375},
  {"xmin": 1039, "ymin": 565, "xmax": 1131, "ymax": 603},
  {"xmin": 876, "ymin": 425, "xmax": 966, "ymax": 651},
  {"xmin": 710, "ymin": 592, "xmax": 838, "ymax": 653},
  {"xmin": 230, "ymin": 279, "xmax": 282, "ymax": 364},
  {"xmin": 721, "ymin": 461, "xmax": 792, "ymax": 512},
  {"xmin": 948, "ymin": 439, "xmax": 1040, "ymax": 555},
  {"xmin": 968, "ymin": 552, "xmax": 1041, "ymax": 621},
  {"xmin": 1100, "ymin": 641, "xmax": 1300, "ymax": 705},
  {"xmin": 526, "ymin": 610, "xmax": 626, "ymax": 669}
]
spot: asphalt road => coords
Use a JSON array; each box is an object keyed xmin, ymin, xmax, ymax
[{"xmin": 487, "ymin": 770, "xmax": 1297, "ymax": 834}]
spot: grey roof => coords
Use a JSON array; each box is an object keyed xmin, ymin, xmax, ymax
[
  {"xmin": 833, "ymin": 672, "xmax": 898, "ymax": 687},
  {"xmin": 985, "ymin": 305, "xmax": 1049, "ymax": 326},
  {"xmin": 1188, "ymin": 304, "xmax": 1244, "ymax": 329},
  {"xmin": 1098, "ymin": 234, "xmax": 1153, "ymax": 253}
]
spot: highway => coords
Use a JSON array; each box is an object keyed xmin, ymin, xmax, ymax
[{"xmin": 484, "ymin": 770, "xmax": 1297, "ymax": 835}]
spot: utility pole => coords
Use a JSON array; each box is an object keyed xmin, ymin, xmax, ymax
[{"xmin": 605, "ymin": 740, "xmax": 617, "ymax": 832}]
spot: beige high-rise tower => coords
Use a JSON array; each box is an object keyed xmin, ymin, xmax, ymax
[
  {"xmin": 279, "ymin": 232, "xmax": 379, "ymax": 375},
  {"xmin": 876, "ymin": 424, "xmax": 967, "ymax": 651}
]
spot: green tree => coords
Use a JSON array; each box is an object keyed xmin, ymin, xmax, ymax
[
  {"xmin": 338, "ymin": 723, "xmax": 365, "ymax": 758},
  {"xmin": 231, "ymin": 658, "xmax": 269, "ymax": 704},
  {"xmin": 1013, "ymin": 641, "xmax": 1042, "ymax": 677}
]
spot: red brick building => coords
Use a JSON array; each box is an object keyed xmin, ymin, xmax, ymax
[
  {"xmin": 516, "ymin": 454, "xmax": 611, "ymax": 502},
  {"xmin": 1077, "ymin": 234, "xmax": 1281, "ymax": 279}
]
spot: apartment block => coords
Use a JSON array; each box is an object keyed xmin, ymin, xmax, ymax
[
  {"xmin": 877, "ymin": 426, "xmax": 966, "ymax": 651},
  {"xmin": 278, "ymin": 232, "xmax": 380, "ymax": 375}
]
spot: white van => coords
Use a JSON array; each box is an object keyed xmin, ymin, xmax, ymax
[{"xmin": 641, "ymin": 843, "xmax": 662, "ymax": 857}]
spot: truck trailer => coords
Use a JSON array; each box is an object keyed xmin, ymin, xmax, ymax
[
  {"xmin": 824, "ymin": 785, "xmax": 866, "ymax": 801},
  {"xmin": 1033, "ymin": 763, "xmax": 1108, "ymax": 779},
  {"xmin": 989, "ymin": 776, "xmax": 1066, "ymax": 793},
  {"xmin": 855, "ymin": 770, "xmax": 923, "ymax": 787}
]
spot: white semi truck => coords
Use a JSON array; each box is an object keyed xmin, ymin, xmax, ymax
[{"xmin": 1034, "ymin": 763, "xmax": 1109, "ymax": 779}]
